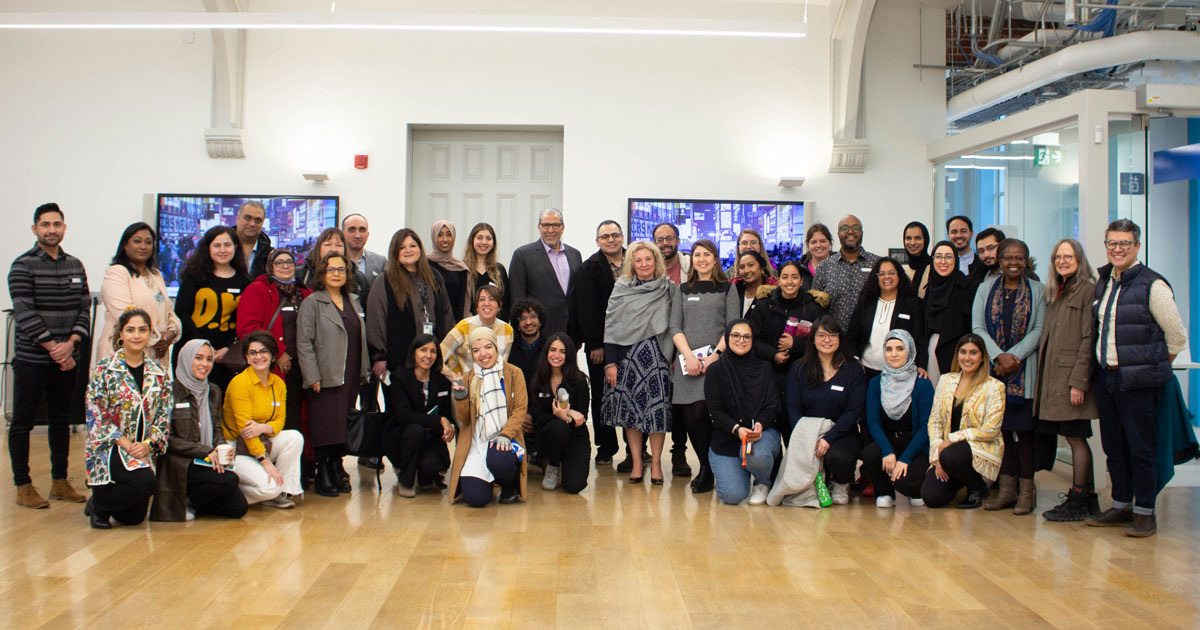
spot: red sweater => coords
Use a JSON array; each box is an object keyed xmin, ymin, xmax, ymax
[{"xmin": 235, "ymin": 275, "xmax": 312, "ymax": 362}]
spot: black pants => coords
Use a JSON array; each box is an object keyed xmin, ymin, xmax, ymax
[
  {"xmin": 460, "ymin": 446, "xmax": 520, "ymax": 508},
  {"xmin": 9, "ymin": 360, "xmax": 77, "ymax": 486},
  {"xmin": 588, "ymin": 359, "xmax": 619, "ymax": 459},
  {"xmin": 534, "ymin": 420, "xmax": 591, "ymax": 494},
  {"xmin": 283, "ymin": 366, "xmax": 304, "ymax": 433},
  {"xmin": 822, "ymin": 433, "xmax": 861, "ymax": 485},
  {"xmin": 187, "ymin": 463, "xmax": 248, "ymax": 518},
  {"xmin": 860, "ymin": 433, "xmax": 928, "ymax": 499},
  {"xmin": 673, "ymin": 401, "xmax": 712, "ymax": 472},
  {"xmin": 91, "ymin": 450, "xmax": 158, "ymax": 525},
  {"xmin": 384, "ymin": 423, "xmax": 450, "ymax": 487},
  {"xmin": 920, "ymin": 441, "xmax": 988, "ymax": 508},
  {"xmin": 1095, "ymin": 369, "xmax": 1159, "ymax": 511}
]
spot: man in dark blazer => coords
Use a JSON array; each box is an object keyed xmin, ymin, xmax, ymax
[
  {"xmin": 572, "ymin": 220, "xmax": 627, "ymax": 464},
  {"xmin": 509, "ymin": 208, "xmax": 583, "ymax": 337}
]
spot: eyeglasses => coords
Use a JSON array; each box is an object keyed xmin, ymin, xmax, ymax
[
  {"xmin": 325, "ymin": 267, "xmax": 347, "ymax": 275},
  {"xmin": 1104, "ymin": 240, "xmax": 1135, "ymax": 251},
  {"xmin": 539, "ymin": 222, "xmax": 563, "ymax": 229},
  {"xmin": 729, "ymin": 333, "xmax": 752, "ymax": 341},
  {"xmin": 272, "ymin": 260, "xmax": 295, "ymax": 268},
  {"xmin": 838, "ymin": 226, "xmax": 863, "ymax": 234},
  {"xmin": 597, "ymin": 232, "xmax": 622, "ymax": 240},
  {"xmin": 1052, "ymin": 254, "xmax": 1075, "ymax": 262},
  {"xmin": 877, "ymin": 270, "xmax": 898, "ymax": 278},
  {"xmin": 653, "ymin": 236, "xmax": 677, "ymax": 244},
  {"xmin": 815, "ymin": 332, "xmax": 839, "ymax": 341},
  {"xmin": 933, "ymin": 254, "xmax": 956, "ymax": 262},
  {"xmin": 246, "ymin": 349, "xmax": 271, "ymax": 358}
]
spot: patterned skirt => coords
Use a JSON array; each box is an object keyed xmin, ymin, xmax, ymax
[{"xmin": 602, "ymin": 338, "xmax": 672, "ymax": 434}]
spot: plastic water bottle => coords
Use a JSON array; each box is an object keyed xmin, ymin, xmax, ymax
[
  {"xmin": 556, "ymin": 387, "xmax": 570, "ymax": 410},
  {"xmin": 815, "ymin": 472, "xmax": 833, "ymax": 507}
]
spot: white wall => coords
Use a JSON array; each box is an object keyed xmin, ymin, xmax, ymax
[{"xmin": 0, "ymin": 1, "xmax": 945, "ymax": 316}]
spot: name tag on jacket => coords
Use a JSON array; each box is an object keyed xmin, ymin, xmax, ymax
[
  {"xmin": 831, "ymin": 385, "xmax": 845, "ymax": 392},
  {"xmin": 897, "ymin": 313, "xmax": 911, "ymax": 320}
]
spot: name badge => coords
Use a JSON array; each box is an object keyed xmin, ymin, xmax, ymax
[
  {"xmin": 272, "ymin": 401, "xmax": 281, "ymax": 407},
  {"xmin": 228, "ymin": 288, "xmax": 241, "ymax": 294},
  {"xmin": 70, "ymin": 277, "xmax": 83, "ymax": 284},
  {"xmin": 281, "ymin": 306, "xmax": 295, "ymax": 312},
  {"xmin": 538, "ymin": 392, "xmax": 552, "ymax": 398},
  {"xmin": 861, "ymin": 267, "xmax": 871, "ymax": 272},
  {"xmin": 437, "ymin": 390, "xmax": 449, "ymax": 397},
  {"xmin": 422, "ymin": 321, "xmax": 434, "ymax": 335},
  {"xmin": 687, "ymin": 297, "xmax": 700, "ymax": 302},
  {"xmin": 1092, "ymin": 300, "xmax": 1099, "ymax": 306},
  {"xmin": 174, "ymin": 402, "xmax": 190, "ymax": 409},
  {"xmin": 897, "ymin": 313, "xmax": 911, "ymax": 320},
  {"xmin": 830, "ymin": 385, "xmax": 845, "ymax": 392}
]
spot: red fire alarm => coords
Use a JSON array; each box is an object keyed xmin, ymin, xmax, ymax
[{"xmin": 354, "ymin": 154, "xmax": 369, "ymax": 169}]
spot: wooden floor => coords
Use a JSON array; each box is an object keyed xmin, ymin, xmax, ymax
[{"xmin": 2, "ymin": 430, "xmax": 1199, "ymax": 630}]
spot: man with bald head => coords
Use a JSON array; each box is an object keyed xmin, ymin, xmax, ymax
[
  {"xmin": 509, "ymin": 208, "xmax": 583, "ymax": 336},
  {"xmin": 812, "ymin": 214, "xmax": 881, "ymax": 330}
]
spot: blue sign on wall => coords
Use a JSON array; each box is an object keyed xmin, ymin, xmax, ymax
[
  {"xmin": 1119, "ymin": 172, "xmax": 1146, "ymax": 195},
  {"xmin": 1153, "ymin": 142, "xmax": 1200, "ymax": 184}
]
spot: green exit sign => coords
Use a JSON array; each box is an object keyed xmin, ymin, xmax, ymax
[{"xmin": 1033, "ymin": 145, "xmax": 1063, "ymax": 167}]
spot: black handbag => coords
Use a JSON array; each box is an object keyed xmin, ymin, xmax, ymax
[{"xmin": 346, "ymin": 409, "xmax": 386, "ymax": 489}]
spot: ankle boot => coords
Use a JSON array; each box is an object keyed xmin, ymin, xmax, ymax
[
  {"xmin": 690, "ymin": 465, "xmax": 714, "ymax": 494},
  {"xmin": 15, "ymin": 484, "xmax": 50, "ymax": 509},
  {"xmin": 50, "ymin": 478, "xmax": 87, "ymax": 503},
  {"xmin": 314, "ymin": 460, "xmax": 339, "ymax": 497},
  {"xmin": 1013, "ymin": 477, "xmax": 1036, "ymax": 515},
  {"xmin": 983, "ymin": 474, "xmax": 1017, "ymax": 511}
]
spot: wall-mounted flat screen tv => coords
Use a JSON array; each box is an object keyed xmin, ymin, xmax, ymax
[
  {"xmin": 156, "ymin": 194, "xmax": 339, "ymax": 295},
  {"xmin": 628, "ymin": 198, "xmax": 808, "ymax": 269}
]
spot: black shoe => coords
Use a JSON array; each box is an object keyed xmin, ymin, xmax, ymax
[
  {"xmin": 651, "ymin": 477, "xmax": 664, "ymax": 486},
  {"xmin": 338, "ymin": 475, "xmax": 352, "ymax": 493},
  {"xmin": 671, "ymin": 450, "xmax": 692, "ymax": 478},
  {"xmin": 1125, "ymin": 513, "xmax": 1157, "ymax": 538},
  {"xmin": 1043, "ymin": 488, "xmax": 1089, "ymax": 522},
  {"xmin": 595, "ymin": 454, "xmax": 613, "ymax": 465},
  {"xmin": 359, "ymin": 456, "xmax": 384, "ymax": 471},
  {"xmin": 498, "ymin": 488, "xmax": 520, "ymax": 504},
  {"xmin": 616, "ymin": 458, "xmax": 634, "ymax": 474},
  {"xmin": 1085, "ymin": 492, "xmax": 1101, "ymax": 516},
  {"xmin": 86, "ymin": 497, "xmax": 111, "ymax": 530},
  {"xmin": 690, "ymin": 466, "xmax": 714, "ymax": 494},
  {"xmin": 956, "ymin": 489, "xmax": 984, "ymax": 509},
  {"xmin": 315, "ymin": 462, "xmax": 340, "ymax": 497},
  {"xmin": 1085, "ymin": 507, "xmax": 1134, "ymax": 527}
]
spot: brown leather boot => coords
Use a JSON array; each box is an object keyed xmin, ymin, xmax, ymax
[
  {"xmin": 1125, "ymin": 513, "xmax": 1157, "ymax": 538},
  {"xmin": 1012, "ymin": 478, "xmax": 1036, "ymax": 515},
  {"xmin": 50, "ymin": 478, "xmax": 87, "ymax": 503},
  {"xmin": 983, "ymin": 474, "xmax": 1016, "ymax": 511},
  {"xmin": 15, "ymin": 484, "xmax": 50, "ymax": 509}
]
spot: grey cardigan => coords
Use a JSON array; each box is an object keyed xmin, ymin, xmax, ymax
[
  {"xmin": 297, "ymin": 289, "xmax": 370, "ymax": 389},
  {"xmin": 970, "ymin": 275, "xmax": 1046, "ymax": 401}
]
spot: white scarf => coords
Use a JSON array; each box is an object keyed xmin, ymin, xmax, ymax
[{"xmin": 474, "ymin": 362, "xmax": 508, "ymax": 443}]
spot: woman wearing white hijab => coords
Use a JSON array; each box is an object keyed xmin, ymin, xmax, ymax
[
  {"xmin": 859, "ymin": 330, "xmax": 934, "ymax": 508},
  {"xmin": 150, "ymin": 339, "xmax": 248, "ymax": 521},
  {"xmin": 447, "ymin": 327, "xmax": 529, "ymax": 507}
]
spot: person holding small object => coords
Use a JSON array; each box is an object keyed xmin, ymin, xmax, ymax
[
  {"xmin": 440, "ymin": 284, "xmax": 513, "ymax": 381},
  {"xmin": 383, "ymin": 334, "xmax": 456, "ymax": 498},
  {"xmin": 298, "ymin": 253, "xmax": 369, "ymax": 498},
  {"xmin": 704, "ymin": 320, "xmax": 781, "ymax": 505},
  {"xmin": 921, "ymin": 334, "xmax": 1005, "ymax": 509},
  {"xmin": 150, "ymin": 339, "xmax": 248, "ymax": 522},
  {"xmin": 447, "ymin": 327, "xmax": 529, "ymax": 507},
  {"xmin": 84, "ymin": 309, "xmax": 173, "ymax": 529},
  {"xmin": 748, "ymin": 260, "xmax": 827, "ymax": 388},
  {"xmin": 529, "ymin": 333, "xmax": 591, "ymax": 494},
  {"xmin": 860, "ymin": 330, "xmax": 933, "ymax": 508},
  {"xmin": 223, "ymin": 331, "xmax": 304, "ymax": 507}
]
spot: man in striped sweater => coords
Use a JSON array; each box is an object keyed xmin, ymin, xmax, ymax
[{"xmin": 7, "ymin": 203, "xmax": 91, "ymax": 509}]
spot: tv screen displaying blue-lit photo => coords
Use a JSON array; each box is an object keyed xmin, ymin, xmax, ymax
[
  {"xmin": 156, "ymin": 194, "xmax": 339, "ymax": 295},
  {"xmin": 628, "ymin": 198, "xmax": 806, "ymax": 269}
]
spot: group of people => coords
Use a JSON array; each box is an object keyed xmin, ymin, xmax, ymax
[{"xmin": 6, "ymin": 202, "xmax": 1189, "ymax": 538}]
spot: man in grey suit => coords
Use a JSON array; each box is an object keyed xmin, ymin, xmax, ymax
[{"xmin": 509, "ymin": 208, "xmax": 582, "ymax": 337}]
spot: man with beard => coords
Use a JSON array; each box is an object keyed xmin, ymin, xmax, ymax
[
  {"xmin": 812, "ymin": 214, "xmax": 881, "ymax": 331},
  {"xmin": 652, "ymin": 222, "xmax": 691, "ymax": 285},
  {"xmin": 235, "ymin": 200, "xmax": 273, "ymax": 278},
  {"xmin": 574, "ymin": 220, "xmax": 627, "ymax": 465},
  {"xmin": 8, "ymin": 203, "xmax": 91, "ymax": 509},
  {"xmin": 947, "ymin": 215, "xmax": 984, "ymax": 277},
  {"xmin": 968, "ymin": 227, "xmax": 1006, "ymax": 290}
]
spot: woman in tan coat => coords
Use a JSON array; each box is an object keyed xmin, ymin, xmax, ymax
[
  {"xmin": 448, "ymin": 327, "xmax": 528, "ymax": 507},
  {"xmin": 1034, "ymin": 238, "xmax": 1100, "ymax": 522}
]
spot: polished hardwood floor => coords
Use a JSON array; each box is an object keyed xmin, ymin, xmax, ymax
[{"xmin": 2, "ymin": 430, "xmax": 1198, "ymax": 629}]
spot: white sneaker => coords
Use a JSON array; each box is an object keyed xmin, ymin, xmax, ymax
[
  {"xmin": 542, "ymin": 465, "xmax": 561, "ymax": 491},
  {"xmin": 185, "ymin": 508, "xmax": 196, "ymax": 521},
  {"xmin": 748, "ymin": 484, "xmax": 770, "ymax": 505},
  {"xmin": 831, "ymin": 482, "xmax": 850, "ymax": 505},
  {"xmin": 907, "ymin": 495, "xmax": 924, "ymax": 507},
  {"xmin": 875, "ymin": 495, "xmax": 895, "ymax": 508},
  {"xmin": 264, "ymin": 494, "xmax": 295, "ymax": 509}
]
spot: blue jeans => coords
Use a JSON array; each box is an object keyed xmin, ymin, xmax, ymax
[{"xmin": 709, "ymin": 428, "xmax": 782, "ymax": 505}]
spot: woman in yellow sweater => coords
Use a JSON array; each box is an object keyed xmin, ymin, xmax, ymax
[
  {"xmin": 440, "ymin": 284, "xmax": 513, "ymax": 380},
  {"xmin": 223, "ymin": 330, "xmax": 305, "ymax": 507},
  {"xmin": 921, "ymin": 333, "xmax": 1005, "ymax": 509}
]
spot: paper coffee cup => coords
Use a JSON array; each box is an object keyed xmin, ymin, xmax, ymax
[{"xmin": 215, "ymin": 443, "xmax": 234, "ymax": 465}]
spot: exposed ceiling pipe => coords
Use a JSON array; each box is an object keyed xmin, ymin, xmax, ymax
[{"xmin": 947, "ymin": 29, "xmax": 1200, "ymax": 121}]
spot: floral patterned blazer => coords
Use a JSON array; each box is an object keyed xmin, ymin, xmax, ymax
[{"xmin": 85, "ymin": 349, "xmax": 172, "ymax": 486}]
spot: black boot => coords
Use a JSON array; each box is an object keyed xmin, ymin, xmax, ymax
[
  {"xmin": 315, "ymin": 460, "xmax": 339, "ymax": 497},
  {"xmin": 1043, "ymin": 487, "xmax": 1088, "ymax": 522},
  {"xmin": 690, "ymin": 465, "xmax": 714, "ymax": 494},
  {"xmin": 85, "ymin": 497, "xmax": 111, "ymax": 530},
  {"xmin": 671, "ymin": 446, "xmax": 692, "ymax": 478},
  {"xmin": 956, "ymin": 489, "xmax": 985, "ymax": 509}
]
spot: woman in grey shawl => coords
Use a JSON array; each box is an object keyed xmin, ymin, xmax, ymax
[{"xmin": 602, "ymin": 241, "xmax": 678, "ymax": 485}]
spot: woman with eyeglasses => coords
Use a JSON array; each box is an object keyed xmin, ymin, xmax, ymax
[
  {"xmin": 298, "ymin": 228, "xmax": 350, "ymax": 289},
  {"xmin": 222, "ymin": 330, "xmax": 305, "ymax": 507},
  {"xmin": 783, "ymin": 315, "xmax": 866, "ymax": 505},
  {"xmin": 298, "ymin": 253, "xmax": 370, "ymax": 497},
  {"xmin": 847, "ymin": 257, "xmax": 926, "ymax": 382},
  {"xmin": 923, "ymin": 241, "xmax": 974, "ymax": 382},
  {"xmin": 972, "ymin": 238, "xmax": 1045, "ymax": 515},
  {"xmin": 735, "ymin": 229, "xmax": 777, "ymax": 278}
]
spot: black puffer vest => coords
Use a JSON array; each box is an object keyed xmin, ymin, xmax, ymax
[{"xmin": 1093, "ymin": 263, "xmax": 1172, "ymax": 391}]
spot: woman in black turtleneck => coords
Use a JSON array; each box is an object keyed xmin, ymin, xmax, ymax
[{"xmin": 923, "ymin": 241, "xmax": 974, "ymax": 381}]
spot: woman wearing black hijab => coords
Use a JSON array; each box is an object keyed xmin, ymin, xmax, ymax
[
  {"xmin": 704, "ymin": 319, "xmax": 782, "ymax": 505},
  {"xmin": 923, "ymin": 241, "xmax": 974, "ymax": 382},
  {"xmin": 902, "ymin": 222, "xmax": 932, "ymax": 296}
]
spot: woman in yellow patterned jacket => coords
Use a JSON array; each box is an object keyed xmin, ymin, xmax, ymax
[{"xmin": 920, "ymin": 333, "xmax": 1005, "ymax": 510}]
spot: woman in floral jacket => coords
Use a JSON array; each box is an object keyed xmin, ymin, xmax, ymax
[{"xmin": 84, "ymin": 309, "xmax": 173, "ymax": 529}]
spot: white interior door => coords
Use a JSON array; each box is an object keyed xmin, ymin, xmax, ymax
[{"xmin": 409, "ymin": 129, "xmax": 564, "ymax": 266}]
